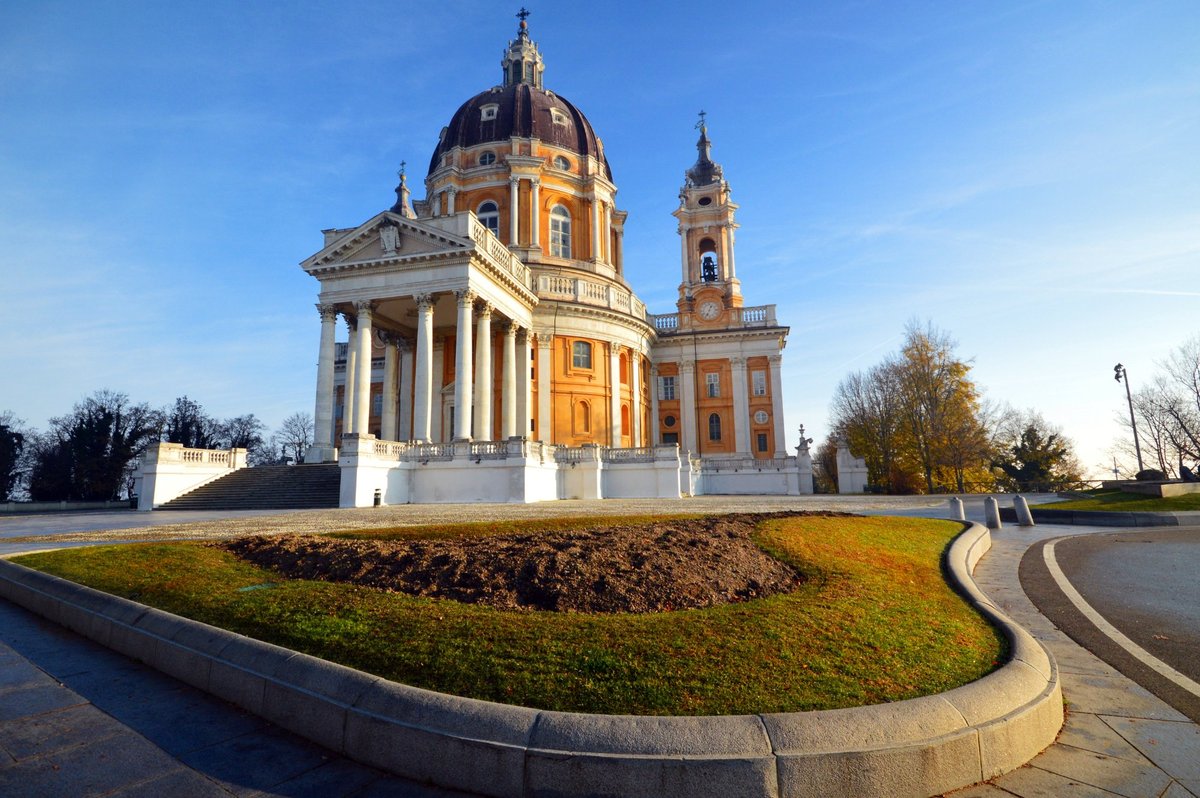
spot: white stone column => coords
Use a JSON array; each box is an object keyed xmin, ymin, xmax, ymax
[
  {"xmin": 501, "ymin": 323, "xmax": 518, "ymax": 438},
  {"xmin": 343, "ymin": 314, "xmax": 358, "ymax": 435},
  {"xmin": 413, "ymin": 294, "xmax": 434, "ymax": 442},
  {"xmin": 431, "ymin": 337, "xmax": 445, "ymax": 441},
  {"xmin": 649, "ymin": 365, "xmax": 661, "ymax": 445},
  {"xmin": 353, "ymin": 301, "xmax": 374, "ymax": 437},
  {"xmin": 616, "ymin": 229, "xmax": 624, "ymax": 274},
  {"xmin": 529, "ymin": 179, "xmax": 541, "ymax": 248},
  {"xmin": 591, "ymin": 196, "xmax": 602, "ymax": 261},
  {"xmin": 516, "ymin": 329, "xmax": 531, "ymax": 438},
  {"xmin": 310, "ymin": 304, "xmax": 337, "ymax": 455},
  {"xmin": 509, "ymin": 178, "xmax": 520, "ymax": 245},
  {"xmin": 446, "ymin": 187, "xmax": 456, "ymax": 215},
  {"xmin": 679, "ymin": 226, "xmax": 690, "ymax": 284},
  {"xmin": 728, "ymin": 229, "xmax": 737, "ymax": 279},
  {"xmin": 381, "ymin": 334, "xmax": 398, "ymax": 441},
  {"xmin": 473, "ymin": 301, "xmax": 493, "ymax": 441},
  {"xmin": 536, "ymin": 332, "xmax": 552, "ymax": 442},
  {"xmin": 769, "ymin": 354, "xmax": 787, "ymax": 457},
  {"xmin": 398, "ymin": 338, "xmax": 414, "ymax": 441},
  {"xmin": 730, "ymin": 356, "xmax": 750, "ymax": 456},
  {"xmin": 630, "ymin": 350, "xmax": 642, "ymax": 447},
  {"xmin": 602, "ymin": 202, "xmax": 612, "ymax": 265},
  {"xmin": 679, "ymin": 359, "xmax": 697, "ymax": 458},
  {"xmin": 609, "ymin": 341, "xmax": 622, "ymax": 446},
  {"xmin": 453, "ymin": 289, "xmax": 474, "ymax": 440}
]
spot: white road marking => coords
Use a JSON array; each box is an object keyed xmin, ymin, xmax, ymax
[{"xmin": 1044, "ymin": 538, "xmax": 1200, "ymax": 698}]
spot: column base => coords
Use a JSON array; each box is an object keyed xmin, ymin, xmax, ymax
[{"xmin": 304, "ymin": 445, "xmax": 338, "ymax": 464}]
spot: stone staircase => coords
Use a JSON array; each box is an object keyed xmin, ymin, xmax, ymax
[{"xmin": 156, "ymin": 464, "xmax": 341, "ymax": 511}]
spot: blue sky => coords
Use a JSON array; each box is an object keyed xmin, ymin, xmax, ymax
[{"xmin": 2, "ymin": 1, "xmax": 1197, "ymax": 477}]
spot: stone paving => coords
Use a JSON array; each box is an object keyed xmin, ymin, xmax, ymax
[
  {"xmin": 950, "ymin": 522, "xmax": 1200, "ymax": 798},
  {"xmin": 1, "ymin": 498, "xmax": 1198, "ymax": 797}
]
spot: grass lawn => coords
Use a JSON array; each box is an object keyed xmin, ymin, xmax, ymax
[
  {"xmin": 1047, "ymin": 489, "xmax": 1200, "ymax": 512},
  {"xmin": 13, "ymin": 514, "xmax": 1003, "ymax": 716}
]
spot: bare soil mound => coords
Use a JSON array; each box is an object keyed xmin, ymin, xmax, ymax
[{"xmin": 217, "ymin": 512, "xmax": 842, "ymax": 614}]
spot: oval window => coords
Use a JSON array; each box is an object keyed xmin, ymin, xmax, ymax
[
  {"xmin": 663, "ymin": 415, "xmax": 676, "ymax": 428},
  {"xmin": 698, "ymin": 196, "xmax": 713, "ymax": 206},
  {"xmin": 479, "ymin": 151, "xmax": 496, "ymax": 166},
  {"xmin": 553, "ymin": 155, "xmax": 571, "ymax": 170}
]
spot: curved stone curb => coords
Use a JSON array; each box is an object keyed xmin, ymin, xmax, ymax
[{"xmin": 0, "ymin": 522, "xmax": 1061, "ymax": 798}]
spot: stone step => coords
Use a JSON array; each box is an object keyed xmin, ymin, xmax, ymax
[{"xmin": 157, "ymin": 464, "xmax": 340, "ymax": 511}]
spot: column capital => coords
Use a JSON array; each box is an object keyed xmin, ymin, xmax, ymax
[
  {"xmin": 534, "ymin": 329, "xmax": 555, "ymax": 350},
  {"xmin": 474, "ymin": 300, "xmax": 494, "ymax": 318},
  {"xmin": 680, "ymin": 359, "xmax": 695, "ymax": 372},
  {"xmin": 354, "ymin": 300, "xmax": 375, "ymax": 320},
  {"xmin": 502, "ymin": 321, "xmax": 519, "ymax": 337},
  {"xmin": 414, "ymin": 292, "xmax": 434, "ymax": 310},
  {"xmin": 509, "ymin": 176, "xmax": 521, "ymax": 187},
  {"xmin": 454, "ymin": 288, "xmax": 476, "ymax": 305},
  {"xmin": 768, "ymin": 354, "xmax": 783, "ymax": 365},
  {"xmin": 530, "ymin": 177, "xmax": 541, "ymax": 187},
  {"xmin": 316, "ymin": 303, "xmax": 338, "ymax": 322},
  {"xmin": 731, "ymin": 356, "xmax": 747, "ymax": 367},
  {"xmin": 446, "ymin": 186, "xmax": 457, "ymax": 195},
  {"xmin": 341, "ymin": 311, "xmax": 357, "ymax": 331}
]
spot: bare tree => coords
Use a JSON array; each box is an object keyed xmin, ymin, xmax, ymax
[{"xmin": 276, "ymin": 413, "xmax": 314, "ymax": 464}]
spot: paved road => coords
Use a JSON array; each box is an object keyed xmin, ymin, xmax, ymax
[{"xmin": 1021, "ymin": 526, "xmax": 1200, "ymax": 724}]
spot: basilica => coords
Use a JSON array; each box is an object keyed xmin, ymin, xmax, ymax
[{"xmin": 297, "ymin": 15, "xmax": 805, "ymax": 505}]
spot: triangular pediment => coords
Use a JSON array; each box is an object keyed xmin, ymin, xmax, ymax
[{"xmin": 300, "ymin": 212, "xmax": 471, "ymax": 274}]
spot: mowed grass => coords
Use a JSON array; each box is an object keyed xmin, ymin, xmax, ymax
[
  {"xmin": 14, "ymin": 515, "xmax": 1003, "ymax": 716},
  {"xmin": 1048, "ymin": 488, "xmax": 1200, "ymax": 512}
]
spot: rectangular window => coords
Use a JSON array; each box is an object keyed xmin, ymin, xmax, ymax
[
  {"xmin": 757, "ymin": 433, "xmax": 768, "ymax": 453},
  {"xmin": 572, "ymin": 340, "xmax": 592, "ymax": 369},
  {"xmin": 372, "ymin": 394, "xmax": 383, "ymax": 416},
  {"xmin": 659, "ymin": 375, "xmax": 676, "ymax": 400},
  {"xmin": 706, "ymin": 372, "xmax": 720, "ymax": 398},
  {"xmin": 662, "ymin": 432, "xmax": 679, "ymax": 444},
  {"xmin": 752, "ymin": 370, "xmax": 767, "ymax": 396}
]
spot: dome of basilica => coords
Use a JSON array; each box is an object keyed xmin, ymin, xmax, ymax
[{"xmin": 426, "ymin": 82, "xmax": 611, "ymax": 180}]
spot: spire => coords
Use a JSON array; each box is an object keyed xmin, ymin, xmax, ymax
[
  {"xmin": 501, "ymin": 8, "xmax": 544, "ymax": 88},
  {"xmin": 685, "ymin": 111, "xmax": 724, "ymax": 187},
  {"xmin": 391, "ymin": 161, "xmax": 415, "ymax": 218}
]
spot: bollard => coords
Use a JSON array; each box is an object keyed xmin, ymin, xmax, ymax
[
  {"xmin": 373, "ymin": 489, "xmax": 382, "ymax": 507},
  {"xmin": 948, "ymin": 496, "xmax": 966, "ymax": 521},
  {"xmin": 1014, "ymin": 495, "xmax": 1035, "ymax": 526},
  {"xmin": 984, "ymin": 496, "xmax": 1002, "ymax": 530}
]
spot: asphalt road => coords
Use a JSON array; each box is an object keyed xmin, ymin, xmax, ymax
[{"xmin": 1020, "ymin": 525, "xmax": 1200, "ymax": 723}]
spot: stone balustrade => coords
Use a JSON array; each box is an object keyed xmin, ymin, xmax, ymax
[
  {"xmin": 535, "ymin": 275, "xmax": 646, "ymax": 320},
  {"xmin": 649, "ymin": 304, "xmax": 777, "ymax": 333}
]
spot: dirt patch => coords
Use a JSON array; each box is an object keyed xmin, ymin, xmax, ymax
[{"xmin": 216, "ymin": 512, "xmax": 843, "ymax": 613}]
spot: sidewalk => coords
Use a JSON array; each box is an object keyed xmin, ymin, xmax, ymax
[
  {"xmin": 951, "ymin": 522, "xmax": 1200, "ymax": 798},
  {"xmin": 0, "ymin": 596, "xmax": 471, "ymax": 797}
]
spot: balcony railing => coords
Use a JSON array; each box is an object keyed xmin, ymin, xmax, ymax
[{"xmin": 535, "ymin": 276, "xmax": 647, "ymax": 320}]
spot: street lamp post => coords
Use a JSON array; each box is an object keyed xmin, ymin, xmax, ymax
[{"xmin": 1113, "ymin": 363, "xmax": 1144, "ymax": 474}]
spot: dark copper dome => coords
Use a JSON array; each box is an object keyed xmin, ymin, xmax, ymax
[{"xmin": 427, "ymin": 83, "xmax": 612, "ymax": 181}]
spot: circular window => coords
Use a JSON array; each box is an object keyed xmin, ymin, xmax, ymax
[
  {"xmin": 698, "ymin": 196, "xmax": 712, "ymax": 206},
  {"xmin": 754, "ymin": 410, "xmax": 769, "ymax": 424},
  {"xmin": 553, "ymin": 155, "xmax": 571, "ymax": 170},
  {"xmin": 663, "ymin": 415, "xmax": 676, "ymax": 428},
  {"xmin": 478, "ymin": 151, "xmax": 496, "ymax": 166}
]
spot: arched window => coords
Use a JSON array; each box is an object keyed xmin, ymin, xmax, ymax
[
  {"xmin": 619, "ymin": 352, "xmax": 629, "ymax": 384},
  {"xmin": 708, "ymin": 413, "xmax": 722, "ymax": 441},
  {"xmin": 477, "ymin": 201, "xmax": 499, "ymax": 236},
  {"xmin": 550, "ymin": 205, "xmax": 571, "ymax": 258},
  {"xmin": 572, "ymin": 340, "xmax": 592, "ymax": 369},
  {"xmin": 621, "ymin": 404, "xmax": 631, "ymax": 434},
  {"xmin": 699, "ymin": 237, "xmax": 719, "ymax": 282}
]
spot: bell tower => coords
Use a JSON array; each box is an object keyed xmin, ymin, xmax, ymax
[{"xmin": 673, "ymin": 113, "xmax": 742, "ymax": 323}]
